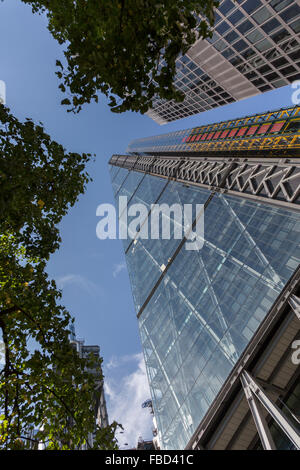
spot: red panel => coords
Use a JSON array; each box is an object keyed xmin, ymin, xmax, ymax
[
  {"xmin": 247, "ymin": 125, "xmax": 259, "ymax": 136},
  {"xmin": 207, "ymin": 132, "xmax": 214, "ymax": 140},
  {"xmin": 237, "ymin": 127, "xmax": 247, "ymax": 137},
  {"xmin": 195, "ymin": 134, "xmax": 202, "ymax": 141},
  {"xmin": 270, "ymin": 121, "xmax": 285, "ymax": 133},
  {"xmin": 182, "ymin": 136, "xmax": 187, "ymax": 142},
  {"xmin": 186, "ymin": 135, "xmax": 191, "ymax": 142},
  {"xmin": 257, "ymin": 123, "xmax": 271, "ymax": 134},
  {"xmin": 220, "ymin": 130, "xmax": 229, "ymax": 139},
  {"xmin": 213, "ymin": 131, "xmax": 222, "ymax": 139},
  {"xmin": 190, "ymin": 135, "xmax": 196, "ymax": 141},
  {"xmin": 201, "ymin": 133, "xmax": 208, "ymax": 140},
  {"xmin": 228, "ymin": 128, "xmax": 238, "ymax": 138}
]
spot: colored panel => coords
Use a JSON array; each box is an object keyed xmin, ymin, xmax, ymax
[
  {"xmin": 221, "ymin": 130, "xmax": 230, "ymax": 138},
  {"xmin": 191, "ymin": 135, "xmax": 197, "ymax": 141},
  {"xmin": 201, "ymin": 133, "xmax": 208, "ymax": 140},
  {"xmin": 228, "ymin": 128, "xmax": 238, "ymax": 137},
  {"xmin": 237, "ymin": 127, "xmax": 248, "ymax": 137},
  {"xmin": 257, "ymin": 123, "xmax": 271, "ymax": 134},
  {"xmin": 270, "ymin": 121, "xmax": 285, "ymax": 133},
  {"xmin": 213, "ymin": 131, "xmax": 222, "ymax": 139},
  {"xmin": 195, "ymin": 134, "xmax": 202, "ymax": 141},
  {"xmin": 207, "ymin": 132, "xmax": 214, "ymax": 140},
  {"xmin": 247, "ymin": 125, "xmax": 259, "ymax": 136}
]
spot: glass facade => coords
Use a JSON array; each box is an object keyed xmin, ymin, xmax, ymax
[{"xmin": 110, "ymin": 167, "xmax": 300, "ymax": 450}]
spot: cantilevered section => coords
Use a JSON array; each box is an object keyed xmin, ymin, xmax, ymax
[{"xmin": 128, "ymin": 106, "xmax": 300, "ymax": 156}]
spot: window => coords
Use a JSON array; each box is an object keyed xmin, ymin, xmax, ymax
[
  {"xmin": 256, "ymin": 39, "xmax": 272, "ymax": 52},
  {"xmin": 288, "ymin": 51, "xmax": 300, "ymax": 62},
  {"xmin": 264, "ymin": 72, "xmax": 280, "ymax": 81},
  {"xmin": 252, "ymin": 6, "xmax": 272, "ymax": 24},
  {"xmin": 271, "ymin": 29, "xmax": 290, "ymax": 44},
  {"xmin": 222, "ymin": 48, "xmax": 235, "ymax": 59},
  {"xmin": 229, "ymin": 56, "xmax": 243, "ymax": 66},
  {"xmin": 271, "ymin": 57, "xmax": 289, "ymax": 68},
  {"xmin": 280, "ymin": 65, "xmax": 297, "ymax": 76},
  {"xmin": 280, "ymin": 4, "xmax": 300, "ymax": 22},
  {"xmin": 252, "ymin": 78, "xmax": 266, "ymax": 86},
  {"xmin": 216, "ymin": 21, "xmax": 230, "ymax": 35},
  {"xmin": 242, "ymin": 0, "xmax": 262, "ymax": 14},
  {"xmin": 245, "ymin": 71, "xmax": 258, "ymax": 80},
  {"xmin": 232, "ymin": 39, "xmax": 248, "ymax": 52},
  {"xmin": 259, "ymin": 84, "xmax": 272, "ymax": 92},
  {"xmin": 228, "ymin": 10, "xmax": 244, "ymax": 25},
  {"xmin": 290, "ymin": 19, "xmax": 300, "ymax": 34},
  {"xmin": 237, "ymin": 20, "xmax": 254, "ymax": 34},
  {"xmin": 242, "ymin": 48, "xmax": 256, "ymax": 60},
  {"xmin": 258, "ymin": 65, "xmax": 272, "ymax": 74},
  {"xmin": 246, "ymin": 29, "xmax": 264, "ymax": 44},
  {"xmin": 270, "ymin": 0, "xmax": 294, "ymax": 12},
  {"xmin": 224, "ymin": 31, "xmax": 239, "ymax": 44},
  {"xmin": 218, "ymin": 0, "xmax": 235, "ymax": 15},
  {"xmin": 261, "ymin": 18, "xmax": 281, "ymax": 34}
]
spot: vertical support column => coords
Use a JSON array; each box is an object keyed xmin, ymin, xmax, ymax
[
  {"xmin": 242, "ymin": 371, "xmax": 300, "ymax": 450},
  {"xmin": 240, "ymin": 374, "xmax": 276, "ymax": 450},
  {"xmin": 288, "ymin": 294, "xmax": 300, "ymax": 321}
]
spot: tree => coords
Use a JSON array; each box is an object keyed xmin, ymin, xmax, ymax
[
  {"xmin": 20, "ymin": 0, "xmax": 219, "ymax": 114},
  {"xmin": 0, "ymin": 234, "xmax": 119, "ymax": 449},
  {"xmin": 0, "ymin": 104, "xmax": 92, "ymax": 259},
  {"xmin": 0, "ymin": 107, "xmax": 119, "ymax": 449}
]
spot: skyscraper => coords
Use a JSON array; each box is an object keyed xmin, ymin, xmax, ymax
[
  {"xmin": 70, "ymin": 327, "xmax": 109, "ymax": 448},
  {"xmin": 109, "ymin": 105, "xmax": 300, "ymax": 450},
  {"xmin": 146, "ymin": 0, "xmax": 300, "ymax": 124}
]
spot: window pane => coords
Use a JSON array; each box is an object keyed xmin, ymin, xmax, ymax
[
  {"xmin": 246, "ymin": 29, "xmax": 264, "ymax": 44},
  {"xmin": 252, "ymin": 6, "xmax": 273, "ymax": 24}
]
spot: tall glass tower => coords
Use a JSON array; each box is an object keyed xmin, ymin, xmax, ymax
[{"xmin": 109, "ymin": 105, "xmax": 300, "ymax": 450}]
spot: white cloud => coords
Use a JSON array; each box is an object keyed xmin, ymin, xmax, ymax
[
  {"xmin": 105, "ymin": 353, "xmax": 153, "ymax": 449},
  {"xmin": 112, "ymin": 262, "xmax": 126, "ymax": 278},
  {"xmin": 56, "ymin": 274, "xmax": 101, "ymax": 296}
]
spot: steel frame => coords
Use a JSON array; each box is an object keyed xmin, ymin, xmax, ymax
[{"xmin": 109, "ymin": 154, "xmax": 300, "ymax": 211}]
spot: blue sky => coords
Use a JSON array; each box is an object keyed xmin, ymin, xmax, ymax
[{"xmin": 0, "ymin": 0, "xmax": 296, "ymax": 448}]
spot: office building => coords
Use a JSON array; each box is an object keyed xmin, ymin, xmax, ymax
[
  {"xmin": 70, "ymin": 327, "xmax": 109, "ymax": 447},
  {"xmin": 109, "ymin": 105, "xmax": 300, "ymax": 449},
  {"xmin": 146, "ymin": 0, "xmax": 300, "ymax": 124}
]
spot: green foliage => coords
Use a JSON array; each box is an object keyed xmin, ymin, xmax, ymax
[
  {"xmin": 0, "ymin": 234, "xmax": 119, "ymax": 450},
  {"xmin": 0, "ymin": 104, "xmax": 92, "ymax": 259},
  {"xmin": 0, "ymin": 108, "xmax": 119, "ymax": 449},
  {"xmin": 20, "ymin": 0, "xmax": 218, "ymax": 113}
]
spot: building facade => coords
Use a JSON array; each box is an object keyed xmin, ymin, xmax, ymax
[
  {"xmin": 70, "ymin": 327, "xmax": 109, "ymax": 448},
  {"xmin": 109, "ymin": 105, "xmax": 300, "ymax": 450},
  {"xmin": 146, "ymin": 0, "xmax": 300, "ymax": 124}
]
